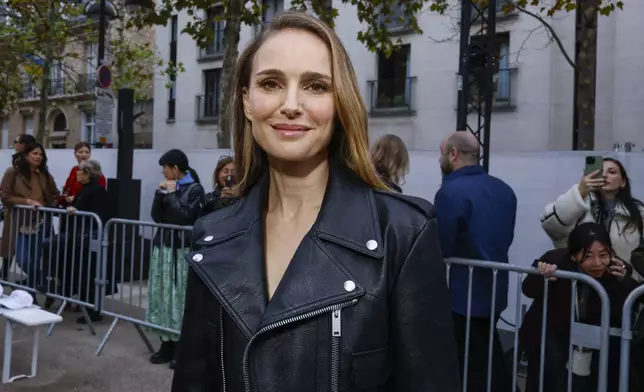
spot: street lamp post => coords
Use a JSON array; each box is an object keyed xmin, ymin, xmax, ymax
[{"xmin": 86, "ymin": 0, "xmax": 144, "ymax": 221}]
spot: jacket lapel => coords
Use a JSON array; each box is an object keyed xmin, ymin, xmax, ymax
[{"xmin": 187, "ymin": 161, "xmax": 382, "ymax": 339}]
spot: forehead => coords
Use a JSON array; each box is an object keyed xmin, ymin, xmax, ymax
[
  {"xmin": 604, "ymin": 160, "xmax": 620, "ymax": 170},
  {"xmin": 253, "ymin": 29, "xmax": 331, "ymax": 76}
]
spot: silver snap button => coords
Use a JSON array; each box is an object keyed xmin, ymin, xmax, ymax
[
  {"xmin": 366, "ymin": 240, "xmax": 378, "ymax": 251},
  {"xmin": 204, "ymin": 235, "xmax": 214, "ymax": 242},
  {"xmin": 344, "ymin": 280, "xmax": 356, "ymax": 292},
  {"xmin": 192, "ymin": 253, "xmax": 204, "ymax": 262}
]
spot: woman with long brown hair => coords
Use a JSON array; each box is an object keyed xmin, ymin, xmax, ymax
[
  {"xmin": 172, "ymin": 11, "xmax": 459, "ymax": 392},
  {"xmin": 370, "ymin": 134, "xmax": 409, "ymax": 193}
]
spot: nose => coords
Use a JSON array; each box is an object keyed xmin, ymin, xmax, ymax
[{"xmin": 279, "ymin": 83, "xmax": 302, "ymax": 119}]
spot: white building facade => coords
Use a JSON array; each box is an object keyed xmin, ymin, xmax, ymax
[{"xmin": 152, "ymin": 0, "xmax": 644, "ymax": 152}]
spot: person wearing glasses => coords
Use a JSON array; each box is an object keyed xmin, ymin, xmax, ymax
[{"xmin": 434, "ymin": 131, "xmax": 518, "ymax": 392}]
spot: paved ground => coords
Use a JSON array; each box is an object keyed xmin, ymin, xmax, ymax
[{"xmin": 0, "ymin": 300, "xmax": 173, "ymax": 392}]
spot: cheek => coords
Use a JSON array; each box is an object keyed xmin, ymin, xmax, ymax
[{"xmin": 305, "ymin": 99, "xmax": 335, "ymax": 127}]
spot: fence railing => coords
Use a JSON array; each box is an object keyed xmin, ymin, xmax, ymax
[
  {"xmin": 4, "ymin": 207, "xmax": 644, "ymax": 390},
  {"xmin": 0, "ymin": 205, "xmax": 103, "ymax": 335},
  {"xmin": 618, "ymin": 284, "xmax": 644, "ymax": 391},
  {"xmin": 95, "ymin": 218, "xmax": 193, "ymax": 356},
  {"xmin": 445, "ymin": 258, "xmax": 610, "ymax": 392}
]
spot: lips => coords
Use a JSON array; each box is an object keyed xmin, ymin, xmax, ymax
[{"xmin": 271, "ymin": 124, "xmax": 311, "ymax": 132}]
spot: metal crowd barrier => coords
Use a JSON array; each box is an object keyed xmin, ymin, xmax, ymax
[
  {"xmin": 95, "ymin": 218, "xmax": 193, "ymax": 356},
  {"xmin": 446, "ymin": 257, "xmax": 611, "ymax": 392},
  {"xmin": 0, "ymin": 205, "xmax": 103, "ymax": 336},
  {"xmin": 618, "ymin": 284, "xmax": 644, "ymax": 392}
]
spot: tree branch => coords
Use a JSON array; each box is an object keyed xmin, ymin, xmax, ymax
[
  {"xmin": 509, "ymin": 1, "xmax": 576, "ymax": 70},
  {"xmin": 511, "ymin": 24, "xmax": 545, "ymax": 64}
]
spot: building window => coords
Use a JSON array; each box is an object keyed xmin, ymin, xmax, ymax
[
  {"xmin": 197, "ymin": 69, "xmax": 222, "ymax": 121},
  {"xmin": 370, "ymin": 45, "xmax": 414, "ymax": 112},
  {"xmin": 50, "ymin": 60, "xmax": 64, "ymax": 95},
  {"xmin": 23, "ymin": 115, "xmax": 34, "ymax": 135},
  {"xmin": 86, "ymin": 42, "xmax": 98, "ymax": 74},
  {"xmin": 256, "ymin": 0, "xmax": 283, "ymax": 34},
  {"xmin": 168, "ymin": 15, "xmax": 178, "ymax": 120},
  {"xmin": 1, "ymin": 119, "xmax": 8, "ymax": 149},
  {"xmin": 378, "ymin": 3, "xmax": 410, "ymax": 32},
  {"xmin": 83, "ymin": 112, "xmax": 95, "ymax": 143},
  {"xmin": 469, "ymin": 33, "xmax": 516, "ymax": 108},
  {"xmin": 201, "ymin": 6, "xmax": 225, "ymax": 57}
]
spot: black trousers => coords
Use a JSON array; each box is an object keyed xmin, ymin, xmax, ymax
[{"xmin": 453, "ymin": 312, "xmax": 513, "ymax": 392}]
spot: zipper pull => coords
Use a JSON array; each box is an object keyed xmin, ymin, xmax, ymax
[{"xmin": 332, "ymin": 309, "xmax": 342, "ymax": 337}]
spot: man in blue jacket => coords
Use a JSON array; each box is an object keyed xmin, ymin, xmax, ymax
[{"xmin": 434, "ymin": 131, "xmax": 517, "ymax": 392}]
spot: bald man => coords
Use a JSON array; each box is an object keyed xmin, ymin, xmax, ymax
[{"xmin": 434, "ymin": 131, "xmax": 517, "ymax": 392}]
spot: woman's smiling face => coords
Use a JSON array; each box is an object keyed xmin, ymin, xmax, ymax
[{"xmin": 242, "ymin": 28, "xmax": 336, "ymax": 164}]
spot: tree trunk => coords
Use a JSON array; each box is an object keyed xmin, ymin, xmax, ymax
[
  {"xmin": 217, "ymin": 0, "xmax": 244, "ymax": 149},
  {"xmin": 36, "ymin": 61, "xmax": 51, "ymax": 143},
  {"xmin": 574, "ymin": 1, "xmax": 598, "ymax": 150}
]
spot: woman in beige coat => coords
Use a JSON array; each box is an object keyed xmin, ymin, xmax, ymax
[{"xmin": 0, "ymin": 142, "xmax": 58, "ymax": 295}]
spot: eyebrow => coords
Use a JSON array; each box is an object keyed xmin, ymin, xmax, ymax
[{"xmin": 255, "ymin": 68, "xmax": 332, "ymax": 81}]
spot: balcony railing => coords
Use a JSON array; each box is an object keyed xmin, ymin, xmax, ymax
[
  {"xmin": 198, "ymin": 33, "xmax": 225, "ymax": 60},
  {"xmin": 471, "ymin": 0, "xmax": 515, "ymax": 21},
  {"xmin": 457, "ymin": 68, "xmax": 518, "ymax": 110},
  {"xmin": 21, "ymin": 73, "xmax": 97, "ymax": 100},
  {"xmin": 196, "ymin": 94, "xmax": 220, "ymax": 122},
  {"xmin": 367, "ymin": 76, "xmax": 417, "ymax": 116}
]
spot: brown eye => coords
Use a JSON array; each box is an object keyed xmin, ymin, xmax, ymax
[
  {"xmin": 259, "ymin": 79, "xmax": 280, "ymax": 90},
  {"xmin": 306, "ymin": 82, "xmax": 329, "ymax": 93}
]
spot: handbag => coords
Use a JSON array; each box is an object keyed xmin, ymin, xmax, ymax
[{"xmin": 567, "ymin": 291, "xmax": 593, "ymax": 376}]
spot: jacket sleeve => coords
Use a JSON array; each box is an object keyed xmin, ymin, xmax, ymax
[
  {"xmin": 88, "ymin": 187, "xmax": 110, "ymax": 224},
  {"xmin": 172, "ymin": 267, "xmax": 221, "ymax": 392},
  {"xmin": 162, "ymin": 185, "xmax": 206, "ymax": 225},
  {"xmin": 522, "ymin": 250, "xmax": 562, "ymax": 299},
  {"xmin": 541, "ymin": 184, "xmax": 590, "ymax": 242},
  {"xmin": 0, "ymin": 167, "xmax": 27, "ymax": 206},
  {"xmin": 433, "ymin": 187, "xmax": 468, "ymax": 258},
  {"xmin": 150, "ymin": 191, "xmax": 166, "ymax": 223},
  {"xmin": 390, "ymin": 217, "xmax": 461, "ymax": 392}
]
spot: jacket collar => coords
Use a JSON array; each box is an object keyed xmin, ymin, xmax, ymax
[
  {"xmin": 443, "ymin": 164, "xmax": 485, "ymax": 184},
  {"xmin": 189, "ymin": 160, "xmax": 380, "ymax": 339}
]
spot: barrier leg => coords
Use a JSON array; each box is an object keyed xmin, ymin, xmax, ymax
[
  {"xmin": 79, "ymin": 306, "xmax": 97, "ymax": 336},
  {"xmin": 95, "ymin": 317, "xmax": 118, "ymax": 356},
  {"xmin": 133, "ymin": 324, "xmax": 155, "ymax": 354},
  {"xmin": 46, "ymin": 300, "xmax": 67, "ymax": 337}
]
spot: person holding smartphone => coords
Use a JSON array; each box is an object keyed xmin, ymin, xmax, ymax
[
  {"xmin": 541, "ymin": 157, "xmax": 644, "ymax": 282},
  {"xmin": 201, "ymin": 155, "xmax": 239, "ymax": 215}
]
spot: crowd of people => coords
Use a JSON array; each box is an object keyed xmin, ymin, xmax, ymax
[{"xmin": 1, "ymin": 10, "xmax": 644, "ymax": 392}]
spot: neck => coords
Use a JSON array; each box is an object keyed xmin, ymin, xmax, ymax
[
  {"xmin": 266, "ymin": 153, "xmax": 329, "ymax": 221},
  {"xmin": 177, "ymin": 172, "xmax": 186, "ymax": 180},
  {"xmin": 29, "ymin": 165, "xmax": 38, "ymax": 172},
  {"xmin": 601, "ymin": 191, "xmax": 617, "ymax": 201}
]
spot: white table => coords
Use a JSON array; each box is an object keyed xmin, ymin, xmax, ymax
[{"xmin": 1, "ymin": 307, "xmax": 62, "ymax": 384}]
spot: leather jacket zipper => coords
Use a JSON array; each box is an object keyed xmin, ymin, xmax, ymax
[
  {"xmin": 242, "ymin": 299, "xmax": 359, "ymax": 392},
  {"xmin": 220, "ymin": 307, "xmax": 227, "ymax": 392},
  {"xmin": 330, "ymin": 309, "xmax": 342, "ymax": 392}
]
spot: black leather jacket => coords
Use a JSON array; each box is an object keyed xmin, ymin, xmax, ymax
[
  {"xmin": 172, "ymin": 163, "xmax": 460, "ymax": 392},
  {"xmin": 150, "ymin": 182, "xmax": 205, "ymax": 248}
]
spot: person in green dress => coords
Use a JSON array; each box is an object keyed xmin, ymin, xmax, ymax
[{"xmin": 147, "ymin": 149, "xmax": 205, "ymax": 369}]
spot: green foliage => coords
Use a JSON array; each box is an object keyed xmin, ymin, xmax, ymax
[
  {"xmin": 430, "ymin": 0, "xmax": 623, "ymax": 16},
  {"xmin": 0, "ymin": 0, "xmax": 164, "ymax": 113}
]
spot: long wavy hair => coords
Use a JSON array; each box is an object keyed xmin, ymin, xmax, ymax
[
  {"xmin": 229, "ymin": 11, "xmax": 389, "ymax": 195},
  {"xmin": 17, "ymin": 142, "xmax": 49, "ymax": 180},
  {"xmin": 591, "ymin": 157, "xmax": 643, "ymax": 237},
  {"xmin": 371, "ymin": 134, "xmax": 409, "ymax": 188}
]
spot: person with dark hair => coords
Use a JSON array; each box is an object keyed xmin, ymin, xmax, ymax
[
  {"xmin": 521, "ymin": 222, "xmax": 637, "ymax": 391},
  {"xmin": 0, "ymin": 142, "xmax": 58, "ymax": 303},
  {"xmin": 147, "ymin": 149, "xmax": 205, "ymax": 369},
  {"xmin": 201, "ymin": 155, "xmax": 238, "ymax": 214},
  {"xmin": 58, "ymin": 141, "xmax": 107, "ymax": 207},
  {"xmin": 11, "ymin": 134, "xmax": 36, "ymax": 165},
  {"xmin": 542, "ymin": 157, "xmax": 644, "ymax": 281}
]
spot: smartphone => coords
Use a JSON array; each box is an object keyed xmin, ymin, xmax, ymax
[
  {"xmin": 584, "ymin": 156, "xmax": 603, "ymax": 178},
  {"xmin": 225, "ymin": 175, "xmax": 236, "ymax": 188}
]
